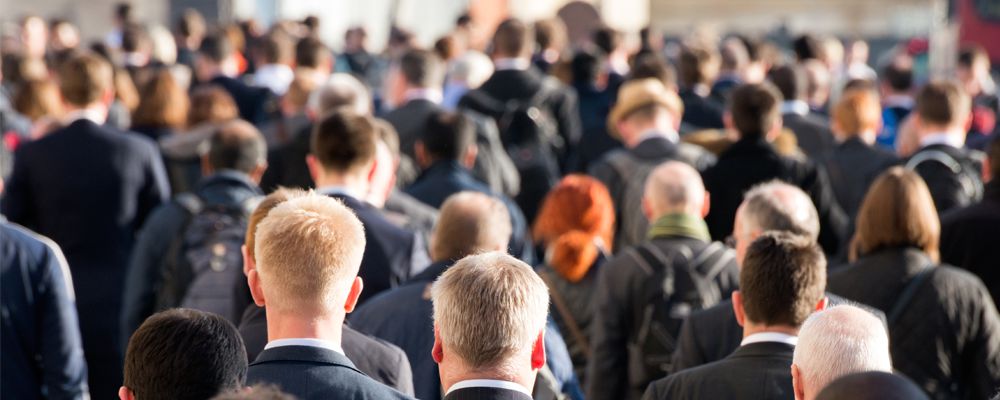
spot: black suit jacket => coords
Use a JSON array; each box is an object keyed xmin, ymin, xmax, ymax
[
  {"xmin": 645, "ymin": 342, "xmax": 795, "ymax": 400},
  {"xmin": 782, "ymin": 112, "xmax": 836, "ymax": 159},
  {"xmin": 703, "ymin": 137, "xmax": 848, "ymax": 255},
  {"xmin": 1, "ymin": 119, "xmax": 169, "ymax": 398},
  {"xmin": 444, "ymin": 386, "xmax": 533, "ymax": 400},
  {"xmin": 941, "ymin": 181, "xmax": 1000, "ymax": 307},
  {"xmin": 247, "ymin": 345, "xmax": 413, "ymax": 400},
  {"xmin": 906, "ymin": 144, "xmax": 984, "ymax": 215},
  {"xmin": 207, "ymin": 76, "xmax": 275, "ymax": 126},
  {"xmin": 237, "ymin": 305, "xmax": 414, "ymax": 395},
  {"xmin": 823, "ymin": 137, "xmax": 899, "ymax": 221},
  {"xmin": 678, "ymin": 89, "xmax": 725, "ymax": 130},
  {"xmin": 259, "ymin": 123, "xmax": 314, "ymax": 192}
]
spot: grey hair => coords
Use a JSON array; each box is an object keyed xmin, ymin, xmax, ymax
[
  {"xmin": 644, "ymin": 161, "xmax": 705, "ymax": 215},
  {"xmin": 738, "ymin": 180, "xmax": 820, "ymax": 240},
  {"xmin": 794, "ymin": 305, "xmax": 893, "ymax": 395},
  {"xmin": 448, "ymin": 51, "xmax": 494, "ymax": 89},
  {"xmin": 307, "ymin": 73, "xmax": 371, "ymax": 116}
]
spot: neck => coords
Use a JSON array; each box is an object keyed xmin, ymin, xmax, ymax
[
  {"xmin": 625, "ymin": 122, "xmax": 674, "ymax": 148},
  {"xmin": 314, "ymin": 171, "xmax": 369, "ymax": 198},
  {"xmin": 440, "ymin": 358, "xmax": 535, "ymax": 395},
  {"xmin": 743, "ymin": 323, "xmax": 798, "ymax": 338},
  {"xmin": 266, "ymin": 309, "xmax": 344, "ymax": 344}
]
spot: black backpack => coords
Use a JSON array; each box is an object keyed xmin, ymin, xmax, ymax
[
  {"xmin": 624, "ymin": 241, "xmax": 735, "ymax": 385},
  {"xmin": 156, "ymin": 193, "xmax": 259, "ymax": 323}
]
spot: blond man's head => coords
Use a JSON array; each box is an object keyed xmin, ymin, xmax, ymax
[
  {"xmin": 253, "ymin": 193, "xmax": 366, "ymax": 315},
  {"xmin": 431, "ymin": 252, "xmax": 549, "ymax": 374}
]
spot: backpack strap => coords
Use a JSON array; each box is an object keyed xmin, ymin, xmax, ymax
[
  {"xmin": 174, "ymin": 192, "xmax": 204, "ymax": 216},
  {"xmin": 905, "ymin": 149, "xmax": 963, "ymax": 174},
  {"xmin": 538, "ymin": 270, "xmax": 592, "ymax": 359},
  {"xmin": 688, "ymin": 242, "xmax": 735, "ymax": 282},
  {"xmin": 887, "ymin": 266, "xmax": 936, "ymax": 326}
]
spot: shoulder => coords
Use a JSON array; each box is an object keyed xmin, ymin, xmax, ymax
[{"xmin": 1, "ymin": 222, "xmax": 51, "ymax": 261}]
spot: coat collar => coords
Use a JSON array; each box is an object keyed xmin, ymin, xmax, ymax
[
  {"xmin": 410, "ymin": 260, "xmax": 453, "ymax": 283},
  {"xmin": 252, "ymin": 344, "xmax": 361, "ymax": 374},
  {"xmin": 720, "ymin": 136, "xmax": 778, "ymax": 159}
]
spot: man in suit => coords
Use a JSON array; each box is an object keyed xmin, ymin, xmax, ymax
[
  {"xmin": 906, "ymin": 80, "xmax": 985, "ymax": 215},
  {"xmin": 1, "ymin": 221, "xmax": 88, "ymax": 399},
  {"xmin": 677, "ymin": 45, "xmax": 725, "ymax": 130},
  {"xmin": 119, "ymin": 309, "xmax": 247, "ymax": 400},
  {"xmin": 307, "ymin": 111, "xmax": 428, "ymax": 303},
  {"xmin": 351, "ymin": 192, "xmax": 511, "ymax": 400},
  {"xmin": 769, "ymin": 64, "xmax": 836, "ymax": 159},
  {"xmin": 703, "ymin": 83, "xmax": 847, "ymax": 256},
  {"xmin": 877, "ymin": 57, "xmax": 915, "ymax": 150},
  {"xmin": 405, "ymin": 111, "xmax": 531, "ymax": 263},
  {"xmin": 244, "ymin": 192, "xmax": 412, "ymax": 399},
  {"xmin": 791, "ymin": 306, "xmax": 892, "ymax": 400},
  {"xmin": 236, "ymin": 188, "xmax": 414, "ymax": 395},
  {"xmin": 432, "ymin": 252, "xmax": 550, "ymax": 400},
  {"xmin": 941, "ymin": 137, "xmax": 1000, "ymax": 306},
  {"xmin": 815, "ymin": 372, "xmax": 930, "ymax": 400},
  {"xmin": 194, "ymin": 34, "xmax": 275, "ymax": 127},
  {"xmin": 2, "ymin": 52, "xmax": 170, "ymax": 397},
  {"xmin": 643, "ymin": 232, "xmax": 828, "ymax": 400},
  {"xmin": 383, "ymin": 49, "xmax": 519, "ymax": 196}
]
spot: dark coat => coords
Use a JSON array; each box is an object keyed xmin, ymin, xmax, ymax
[
  {"xmin": 1, "ymin": 222, "xmax": 88, "ymax": 400},
  {"xmin": 678, "ymin": 89, "xmax": 725, "ymax": 130},
  {"xmin": 702, "ymin": 137, "xmax": 848, "ymax": 255},
  {"xmin": 823, "ymin": 137, "xmax": 899, "ymax": 220},
  {"xmin": 1, "ymin": 119, "xmax": 169, "ymax": 398},
  {"xmin": 246, "ymin": 345, "xmax": 414, "ymax": 400},
  {"xmin": 571, "ymin": 81, "xmax": 620, "ymax": 173},
  {"xmin": 586, "ymin": 236, "xmax": 739, "ymax": 400},
  {"xmin": 206, "ymin": 76, "xmax": 275, "ymax": 127},
  {"xmin": 941, "ymin": 181, "xmax": 1000, "ymax": 307},
  {"xmin": 906, "ymin": 144, "xmax": 985, "ymax": 215},
  {"xmin": 828, "ymin": 247, "xmax": 1000, "ymax": 400},
  {"xmin": 444, "ymin": 386, "xmax": 533, "ymax": 400},
  {"xmin": 643, "ymin": 342, "xmax": 795, "ymax": 400},
  {"xmin": 259, "ymin": 123, "xmax": 314, "ymax": 192},
  {"xmin": 781, "ymin": 112, "xmax": 836, "ymax": 159},
  {"xmin": 237, "ymin": 305, "xmax": 414, "ymax": 395}
]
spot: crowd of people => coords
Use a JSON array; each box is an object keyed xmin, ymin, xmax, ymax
[{"xmin": 2, "ymin": 3, "xmax": 1000, "ymax": 400}]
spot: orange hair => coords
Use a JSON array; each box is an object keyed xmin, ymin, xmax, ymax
[{"xmin": 533, "ymin": 175, "xmax": 615, "ymax": 282}]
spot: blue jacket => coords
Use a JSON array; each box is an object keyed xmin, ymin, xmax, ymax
[
  {"xmin": 1, "ymin": 221, "xmax": 88, "ymax": 399},
  {"xmin": 248, "ymin": 345, "xmax": 413, "ymax": 400}
]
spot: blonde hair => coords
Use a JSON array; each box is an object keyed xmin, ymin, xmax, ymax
[
  {"xmin": 244, "ymin": 187, "xmax": 309, "ymax": 262},
  {"xmin": 431, "ymin": 252, "xmax": 549, "ymax": 370},
  {"xmin": 254, "ymin": 193, "xmax": 366, "ymax": 314},
  {"xmin": 832, "ymin": 88, "xmax": 881, "ymax": 138}
]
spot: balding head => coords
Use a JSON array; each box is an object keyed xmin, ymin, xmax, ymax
[
  {"xmin": 733, "ymin": 181, "xmax": 819, "ymax": 264},
  {"xmin": 816, "ymin": 371, "xmax": 929, "ymax": 400},
  {"xmin": 793, "ymin": 306, "xmax": 892, "ymax": 400},
  {"xmin": 643, "ymin": 161, "xmax": 707, "ymax": 219},
  {"xmin": 308, "ymin": 73, "xmax": 371, "ymax": 116},
  {"xmin": 431, "ymin": 192, "xmax": 511, "ymax": 262},
  {"xmin": 207, "ymin": 119, "xmax": 267, "ymax": 176}
]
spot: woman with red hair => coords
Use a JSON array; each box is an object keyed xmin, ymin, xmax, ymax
[{"xmin": 533, "ymin": 174, "xmax": 615, "ymax": 382}]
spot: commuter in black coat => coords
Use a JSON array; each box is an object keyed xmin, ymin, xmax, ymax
[
  {"xmin": 194, "ymin": 34, "xmax": 275, "ymax": 127},
  {"xmin": 905, "ymin": 81, "xmax": 985, "ymax": 215},
  {"xmin": 703, "ymin": 83, "xmax": 847, "ymax": 255},
  {"xmin": 677, "ymin": 46, "xmax": 726, "ymax": 130},
  {"xmin": 1, "ymin": 221, "xmax": 88, "ymax": 400},
  {"xmin": 383, "ymin": 49, "xmax": 519, "ymax": 195},
  {"xmin": 941, "ymin": 142, "xmax": 1000, "ymax": 306},
  {"xmin": 308, "ymin": 112, "xmax": 428, "ymax": 303},
  {"xmin": 569, "ymin": 49, "xmax": 620, "ymax": 173},
  {"xmin": 769, "ymin": 64, "xmax": 836, "ymax": 159},
  {"xmin": 1, "ymin": 53, "xmax": 169, "ymax": 398},
  {"xmin": 643, "ymin": 232, "xmax": 829, "ymax": 400},
  {"xmin": 827, "ymin": 168, "xmax": 1000, "ymax": 400},
  {"xmin": 244, "ymin": 192, "xmax": 412, "ymax": 400}
]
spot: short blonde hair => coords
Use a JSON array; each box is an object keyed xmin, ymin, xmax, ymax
[
  {"xmin": 432, "ymin": 192, "xmax": 511, "ymax": 262},
  {"xmin": 254, "ymin": 193, "xmax": 366, "ymax": 314},
  {"xmin": 431, "ymin": 252, "xmax": 549, "ymax": 370}
]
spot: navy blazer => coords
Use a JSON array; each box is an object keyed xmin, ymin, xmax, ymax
[
  {"xmin": 644, "ymin": 342, "xmax": 795, "ymax": 400},
  {"xmin": 444, "ymin": 386, "xmax": 533, "ymax": 400},
  {"xmin": 1, "ymin": 118, "xmax": 169, "ymax": 397},
  {"xmin": 247, "ymin": 345, "xmax": 413, "ymax": 400},
  {"xmin": 1, "ymin": 222, "xmax": 88, "ymax": 400},
  {"xmin": 207, "ymin": 76, "xmax": 275, "ymax": 127}
]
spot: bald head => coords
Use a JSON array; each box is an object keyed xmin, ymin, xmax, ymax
[
  {"xmin": 793, "ymin": 306, "xmax": 892, "ymax": 400},
  {"xmin": 208, "ymin": 119, "xmax": 267, "ymax": 174},
  {"xmin": 816, "ymin": 372, "xmax": 928, "ymax": 400},
  {"xmin": 736, "ymin": 181, "xmax": 820, "ymax": 240},
  {"xmin": 431, "ymin": 192, "xmax": 511, "ymax": 262},
  {"xmin": 643, "ymin": 161, "xmax": 707, "ymax": 218}
]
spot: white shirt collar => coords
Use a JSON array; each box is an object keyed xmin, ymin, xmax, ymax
[
  {"xmin": 64, "ymin": 107, "xmax": 107, "ymax": 125},
  {"xmin": 404, "ymin": 88, "xmax": 443, "ymax": 104},
  {"xmin": 253, "ymin": 64, "xmax": 294, "ymax": 95},
  {"xmin": 446, "ymin": 379, "xmax": 532, "ymax": 396},
  {"xmin": 780, "ymin": 100, "xmax": 810, "ymax": 116},
  {"xmin": 919, "ymin": 132, "xmax": 965, "ymax": 149},
  {"xmin": 317, "ymin": 186, "xmax": 360, "ymax": 200},
  {"xmin": 883, "ymin": 94, "xmax": 914, "ymax": 109},
  {"xmin": 265, "ymin": 338, "xmax": 344, "ymax": 355},
  {"xmin": 494, "ymin": 58, "xmax": 531, "ymax": 71},
  {"xmin": 635, "ymin": 128, "xmax": 679, "ymax": 146},
  {"xmin": 740, "ymin": 332, "xmax": 798, "ymax": 347}
]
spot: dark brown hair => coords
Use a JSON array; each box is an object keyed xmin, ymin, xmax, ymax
[
  {"xmin": 729, "ymin": 83, "xmax": 783, "ymax": 139},
  {"xmin": 492, "ymin": 19, "xmax": 532, "ymax": 58},
  {"xmin": 740, "ymin": 231, "xmax": 826, "ymax": 327},
  {"xmin": 915, "ymin": 80, "xmax": 970, "ymax": 126},
  {"xmin": 678, "ymin": 45, "xmax": 720, "ymax": 87},
  {"xmin": 188, "ymin": 86, "xmax": 238, "ymax": 126},
  {"xmin": 311, "ymin": 111, "xmax": 377, "ymax": 173},
  {"xmin": 851, "ymin": 167, "xmax": 940, "ymax": 262},
  {"xmin": 132, "ymin": 69, "xmax": 190, "ymax": 129}
]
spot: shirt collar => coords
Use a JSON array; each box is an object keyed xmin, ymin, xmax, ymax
[
  {"xmin": 64, "ymin": 107, "xmax": 107, "ymax": 125},
  {"xmin": 635, "ymin": 128, "xmax": 679, "ymax": 146},
  {"xmin": 883, "ymin": 94, "xmax": 914, "ymax": 109},
  {"xmin": 919, "ymin": 132, "xmax": 965, "ymax": 149},
  {"xmin": 740, "ymin": 332, "xmax": 798, "ymax": 347},
  {"xmin": 447, "ymin": 379, "xmax": 532, "ymax": 396},
  {"xmin": 265, "ymin": 338, "xmax": 344, "ymax": 355},
  {"xmin": 780, "ymin": 100, "xmax": 810, "ymax": 116},
  {"xmin": 494, "ymin": 58, "xmax": 531, "ymax": 71},
  {"xmin": 317, "ymin": 185, "xmax": 360, "ymax": 200},
  {"xmin": 404, "ymin": 88, "xmax": 443, "ymax": 104}
]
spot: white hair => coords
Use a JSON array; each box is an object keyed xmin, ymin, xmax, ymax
[
  {"xmin": 307, "ymin": 73, "xmax": 371, "ymax": 116},
  {"xmin": 449, "ymin": 51, "xmax": 494, "ymax": 89},
  {"xmin": 738, "ymin": 180, "xmax": 820, "ymax": 240},
  {"xmin": 644, "ymin": 160, "xmax": 705, "ymax": 216},
  {"xmin": 793, "ymin": 305, "xmax": 893, "ymax": 394}
]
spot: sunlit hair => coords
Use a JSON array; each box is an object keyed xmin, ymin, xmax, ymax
[
  {"xmin": 851, "ymin": 167, "xmax": 940, "ymax": 262},
  {"xmin": 533, "ymin": 175, "xmax": 615, "ymax": 281},
  {"xmin": 432, "ymin": 192, "xmax": 511, "ymax": 262},
  {"xmin": 832, "ymin": 88, "xmax": 881, "ymax": 138},
  {"xmin": 244, "ymin": 187, "xmax": 309, "ymax": 262},
  {"xmin": 794, "ymin": 306, "xmax": 892, "ymax": 396}
]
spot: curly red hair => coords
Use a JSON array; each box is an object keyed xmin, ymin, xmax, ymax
[{"xmin": 532, "ymin": 175, "xmax": 615, "ymax": 282}]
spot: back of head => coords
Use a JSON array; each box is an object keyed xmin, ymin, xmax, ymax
[
  {"xmin": 311, "ymin": 110, "xmax": 377, "ymax": 174},
  {"xmin": 915, "ymin": 80, "xmax": 970, "ymax": 128},
  {"xmin": 881, "ymin": 57, "xmax": 913, "ymax": 93},
  {"xmin": 124, "ymin": 309, "xmax": 247, "ymax": 400},
  {"xmin": 254, "ymin": 193, "xmax": 366, "ymax": 314},
  {"xmin": 450, "ymin": 51, "xmax": 494, "ymax": 88},
  {"xmin": 729, "ymin": 83, "xmax": 783, "ymax": 139},
  {"xmin": 432, "ymin": 192, "xmax": 511, "ymax": 263},
  {"xmin": 644, "ymin": 161, "xmax": 705, "ymax": 217},
  {"xmin": 188, "ymin": 85, "xmax": 239, "ymax": 126},
  {"xmin": 493, "ymin": 19, "xmax": 532, "ymax": 59},
  {"xmin": 832, "ymin": 88, "xmax": 881, "ymax": 137},
  {"xmin": 58, "ymin": 51, "xmax": 113, "ymax": 107},
  {"xmin": 793, "ymin": 35, "xmax": 822, "ymax": 61},
  {"xmin": 295, "ymin": 36, "xmax": 329, "ymax": 69},
  {"xmin": 198, "ymin": 34, "xmax": 233, "ymax": 64},
  {"xmin": 852, "ymin": 167, "xmax": 939, "ymax": 261},
  {"xmin": 535, "ymin": 18, "xmax": 567, "ymax": 51},
  {"xmin": 629, "ymin": 53, "xmax": 678, "ymax": 90},
  {"xmin": 592, "ymin": 25, "xmax": 622, "ymax": 55},
  {"xmin": 720, "ymin": 37, "xmax": 750, "ymax": 72},
  {"xmin": 308, "ymin": 73, "xmax": 371, "ymax": 116},
  {"xmin": 399, "ymin": 49, "xmax": 445, "ymax": 88},
  {"xmin": 260, "ymin": 33, "xmax": 293, "ymax": 65},
  {"xmin": 176, "ymin": 8, "xmax": 206, "ymax": 40},
  {"xmin": 816, "ymin": 372, "xmax": 929, "ymax": 400},
  {"xmin": 768, "ymin": 64, "xmax": 807, "ymax": 101},
  {"xmin": 133, "ymin": 68, "xmax": 189, "ymax": 129},
  {"xmin": 431, "ymin": 252, "xmax": 549, "ymax": 370},
  {"xmin": 678, "ymin": 45, "xmax": 720, "ymax": 88},
  {"xmin": 244, "ymin": 187, "xmax": 310, "ymax": 262},
  {"xmin": 740, "ymin": 231, "xmax": 826, "ymax": 327},
  {"xmin": 739, "ymin": 181, "xmax": 820, "ymax": 240},
  {"xmin": 533, "ymin": 175, "xmax": 615, "ymax": 280},
  {"xmin": 419, "ymin": 111, "xmax": 476, "ymax": 162},
  {"xmin": 570, "ymin": 49, "xmax": 603, "ymax": 85},
  {"xmin": 794, "ymin": 306, "xmax": 892, "ymax": 395},
  {"xmin": 208, "ymin": 119, "xmax": 267, "ymax": 174},
  {"xmin": 121, "ymin": 24, "xmax": 150, "ymax": 54}
]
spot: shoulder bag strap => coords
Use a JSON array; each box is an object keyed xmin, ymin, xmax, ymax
[
  {"xmin": 539, "ymin": 270, "xmax": 592, "ymax": 359},
  {"xmin": 887, "ymin": 266, "xmax": 936, "ymax": 326}
]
